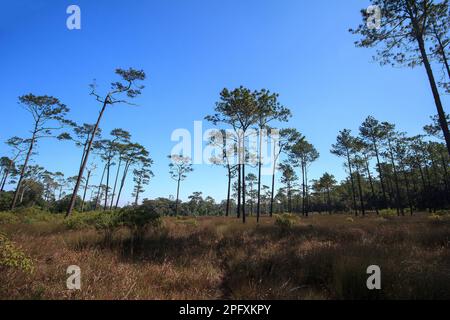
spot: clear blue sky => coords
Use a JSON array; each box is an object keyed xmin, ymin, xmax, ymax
[{"xmin": 1, "ymin": 0, "xmax": 448, "ymax": 205}]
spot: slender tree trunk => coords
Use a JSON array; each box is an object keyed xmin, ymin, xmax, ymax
[
  {"xmin": 0, "ymin": 169, "xmax": 6, "ymax": 192},
  {"xmin": 410, "ymin": 167, "xmax": 418, "ymax": 194},
  {"xmin": 58, "ymin": 185, "xmax": 63, "ymax": 201},
  {"xmin": 249, "ymin": 184, "xmax": 254, "ymax": 216},
  {"xmin": 417, "ymin": 163, "xmax": 429, "ymax": 211},
  {"xmin": 0, "ymin": 168, "xmax": 4, "ymax": 188},
  {"xmin": 2, "ymin": 157, "xmax": 20, "ymax": 192},
  {"xmin": 301, "ymin": 162, "xmax": 306, "ymax": 216},
  {"xmin": 385, "ymin": 171, "xmax": 394, "ymax": 207},
  {"xmin": 115, "ymin": 161, "xmax": 131, "ymax": 209},
  {"xmin": 433, "ymin": 25, "xmax": 450, "ymax": 80},
  {"xmin": 430, "ymin": 156, "xmax": 441, "ymax": 190},
  {"xmin": 424, "ymin": 163, "xmax": 432, "ymax": 187},
  {"xmin": 400, "ymin": 162, "xmax": 414, "ymax": 216},
  {"xmin": 237, "ymin": 135, "xmax": 242, "ymax": 219},
  {"xmin": 242, "ymin": 161, "xmax": 246, "ymax": 224},
  {"xmin": 373, "ymin": 141, "xmax": 388, "ymax": 208},
  {"xmin": 287, "ymin": 183, "xmax": 292, "ymax": 213},
  {"xmin": 104, "ymin": 159, "xmax": 111, "ymax": 210},
  {"xmin": 418, "ymin": 164, "xmax": 427, "ymax": 189},
  {"xmin": 388, "ymin": 140, "xmax": 403, "ymax": 215},
  {"xmin": 412, "ymin": 18, "xmax": 450, "ymax": 156},
  {"xmin": 320, "ymin": 192, "xmax": 325, "ymax": 214},
  {"xmin": 305, "ymin": 164, "xmax": 310, "ymax": 217},
  {"xmin": 0, "ymin": 164, "xmax": 12, "ymax": 192},
  {"xmin": 81, "ymin": 170, "xmax": 91, "ymax": 213},
  {"xmin": 327, "ymin": 188, "xmax": 331, "ymax": 214},
  {"xmin": 270, "ymin": 163, "xmax": 276, "ymax": 217},
  {"xmin": 20, "ymin": 185, "xmax": 26, "ymax": 204},
  {"xmin": 355, "ymin": 164, "xmax": 365, "ymax": 216},
  {"xmin": 365, "ymin": 159, "xmax": 379, "ymax": 215},
  {"xmin": 11, "ymin": 130, "xmax": 36, "ymax": 210},
  {"xmin": 440, "ymin": 152, "xmax": 450, "ymax": 197},
  {"xmin": 270, "ymin": 144, "xmax": 279, "ymax": 217},
  {"xmin": 226, "ymin": 166, "xmax": 231, "ymax": 217},
  {"xmin": 237, "ymin": 163, "xmax": 241, "ymax": 218},
  {"xmin": 256, "ymin": 128, "xmax": 263, "ymax": 223},
  {"xmin": 110, "ymin": 157, "xmax": 122, "ymax": 210},
  {"xmin": 79, "ymin": 136, "xmax": 90, "ymax": 171},
  {"xmin": 175, "ymin": 177, "xmax": 181, "ymax": 216},
  {"xmin": 346, "ymin": 150, "xmax": 358, "ymax": 216},
  {"xmin": 134, "ymin": 180, "xmax": 141, "ymax": 206},
  {"xmin": 89, "ymin": 188, "xmax": 95, "ymax": 202},
  {"xmin": 94, "ymin": 164, "xmax": 107, "ymax": 210},
  {"xmin": 423, "ymin": 163, "xmax": 436, "ymax": 213},
  {"xmin": 67, "ymin": 96, "xmax": 109, "ymax": 217}
]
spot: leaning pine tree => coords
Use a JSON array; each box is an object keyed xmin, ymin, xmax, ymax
[
  {"xmin": 351, "ymin": 0, "xmax": 450, "ymax": 156},
  {"xmin": 66, "ymin": 68, "xmax": 146, "ymax": 217}
]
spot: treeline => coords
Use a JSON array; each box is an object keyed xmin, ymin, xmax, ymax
[
  {"xmin": 0, "ymin": 127, "xmax": 152, "ymax": 213},
  {"xmin": 273, "ymin": 116, "xmax": 450, "ymax": 216},
  {"xmin": 0, "ymin": 83, "xmax": 448, "ymax": 218},
  {"xmin": 206, "ymin": 107, "xmax": 449, "ymax": 219}
]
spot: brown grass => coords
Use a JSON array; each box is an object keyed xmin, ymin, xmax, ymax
[{"xmin": 1, "ymin": 213, "xmax": 449, "ymax": 300}]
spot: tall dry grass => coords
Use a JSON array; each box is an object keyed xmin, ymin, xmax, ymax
[{"xmin": 1, "ymin": 212, "xmax": 449, "ymax": 300}]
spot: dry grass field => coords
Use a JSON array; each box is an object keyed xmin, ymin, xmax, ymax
[{"xmin": 1, "ymin": 211, "xmax": 450, "ymax": 300}]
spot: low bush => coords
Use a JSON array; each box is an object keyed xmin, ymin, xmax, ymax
[
  {"xmin": 93, "ymin": 211, "xmax": 123, "ymax": 243},
  {"xmin": 0, "ymin": 192, "xmax": 13, "ymax": 211},
  {"xmin": 0, "ymin": 211, "xmax": 20, "ymax": 224},
  {"xmin": 0, "ymin": 233, "xmax": 34, "ymax": 274},
  {"xmin": 21, "ymin": 210, "xmax": 62, "ymax": 224},
  {"xmin": 64, "ymin": 211, "xmax": 100, "ymax": 230},
  {"xmin": 274, "ymin": 213, "xmax": 298, "ymax": 229},
  {"xmin": 379, "ymin": 209, "xmax": 397, "ymax": 218},
  {"xmin": 118, "ymin": 205, "xmax": 161, "ymax": 239},
  {"xmin": 0, "ymin": 207, "xmax": 62, "ymax": 225},
  {"xmin": 65, "ymin": 206, "xmax": 161, "ymax": 242}
]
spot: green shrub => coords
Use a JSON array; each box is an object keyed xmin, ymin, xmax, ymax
[
  {"xmin": 118, "ymin": 205, "xmax": 161, "ymax": 239},
  {"xmin": 380, "ymin": 209, "xmax": 397, "ymax": 218},
  {"xmin": 64, "ymin": 211, "xmax": 122, "ymax": 244},
  {"xmin": 0, "ymin": 192, "xmax": 13, "ymax": 211},
  {"xmin": 0, "ymin": 233, "xmax": 34, "ymax": 274},
  {"xmin": 0, "ymin": 212, "xmax": 20, "ymax": 224},
  {"xmin": 65, "ymin": 206, "xmax": 161, "ymax": 240},
  {"xmin": 64, "ymin": 211, "xmax": 107, "ymax": 230},
  {"xmin": 23, "ymin": 211, "xmax": 62, "ymax": 224},
  {"xmin": 274, "ymin": 213, "xmax": 297, "ymax": 229},
  {"xmin": 93, "ymin": 212, "xmax": 121, "ymax": 230},
  {"xmin": 0, "ymin": 208, "xmax": 62, "ymax": 225},
  {"xmin": 94, "ymin": 211, "xmax": 122, "ymax": 243}
]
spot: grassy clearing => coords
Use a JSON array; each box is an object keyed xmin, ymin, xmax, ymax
[{"xmin": 1, "ymin": 211, "xmax": 449, "ymax": 300}]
